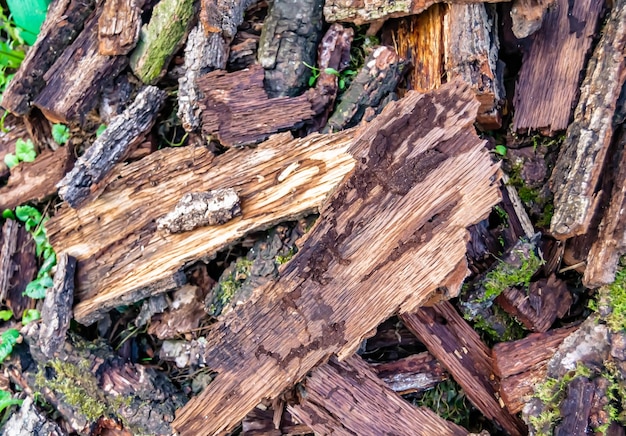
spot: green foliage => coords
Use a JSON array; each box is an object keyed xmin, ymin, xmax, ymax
[
  {"xmin": 275, "ymin": 247, "xmax": 297, "ymax": 265},
  {"xmin": 3, "ymin": 138, "xmax": 36, "ymax": 168},
  {"xmin": 482, "ymin": 248, "xmax": 543, "ymax": 301},
  {"xmin": 590, "ymin": 259, "xmax": 626, "ymax": 332},
  {"xmin": 21, "ymin": 308, "xmax": 40, "ymax": 325},
  {"xmin": 303, "ymin": 62, "xmax": 357, "ymax": 90},
  {"xmin": 413, "ymin": 379, "xmax": 474, "ymax": 429},
  {"xmin": 494, "ymin": 144, "xmax": 507, "ymax": 156},
  {"xmin": 0, "ymin": 8, "xmax": 26, "ymax": 101},
  {"xmin": 51, "ymin": 123, "xmax": 70, "ymax": 144},
  {"xmin": 0, "ymin": 329, "xmax": 19, "ymax": 363},
  {"xmin": 0, "ymin": 389, "xmax": 22, "ymax": 414},
  {"xmin": 0, "ymin": 310, "xmax": 12, "ymax": 321},
  {"xmin": 96, "ymin": 124, "xmax": 107, "ymax": 137}
]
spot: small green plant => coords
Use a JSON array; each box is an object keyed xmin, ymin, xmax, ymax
[
  {"xmin": 494, "ymin": 144, "xmax": 507, "ymax": 157},
  {"xmin": 0, "ymin": 328, "xmax": 20, "ymax": 363},
  {"xmin": 0, "ymin": 309, "xmax": 13, "ymax": 321},
  {"xmin": 413, "ymin": 379, "xmax": 474, "ymax": 429},
  {"xmin": 3, "ymin": 138, "xmax": 36, "ymax": 168},
  {"xmin": 303, "ymin": 62, "xmax": 357, "ymax": 90},
  {"xmin": 0, "ymin": 8, "xmax": 26, "ymax": 101},
  {"xmin": 51, "ymin": 123, "xmax": 70, "ymax": 144},
  {"xmin": 95, "ymin": 124, "xmax": 107, "ymax": 137},
  {"xmin": 0, "ymin": 389, "xmax": 22, "ymax": 415},
  {"xmin": 21, "ymin": 308, "xmax": 40, "ymax": 325}
]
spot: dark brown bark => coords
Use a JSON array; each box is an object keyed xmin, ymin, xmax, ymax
[{"xmin": 373, "ymin": 351, "xmax": 448, "ymax": 394}]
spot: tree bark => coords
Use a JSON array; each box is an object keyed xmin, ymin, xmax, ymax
[{"xmin": 98, "ymin": 0, "xmax": 142, "ymax": 55}]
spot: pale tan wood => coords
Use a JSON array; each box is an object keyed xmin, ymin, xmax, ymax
[
  {"xmin": 289, "ymin": 355, "xmax": 467, "ymax": 435},
  {"xmin": 549, "ymin": 0, "xmax": 626, "ymax": 239},
  {"xmin": 98, "ymin": 0, "xmax": 142, "ymax": 55},
  {"xmin": 46, "ymin": 130, "xmax": 359, "ymax": 325},
  {"xmin": 171, "ymin": 81, "xmax": 501, "ymax": 435}
]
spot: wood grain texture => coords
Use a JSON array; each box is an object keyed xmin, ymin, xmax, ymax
[
  {"xmin": 373, "ymin": 351, "xmax": 448, "ymax": 394},
  {"xmin": 172, "ymin": 81, "xmax": 501, "ymax": 435},
  {"xmin": 549, "ymin": 0, "xmax": 626, "ymax": 238},
  {"xmin": 512, "ymin": 0, "xmax": 604, "ymax": 134},
  {"xmin": 401, "ymin": 301, "xmax": 527, "ymax": 436},
  {"xmin": 98, "ymin": 0, "xmax": 142, "ymax": 55},
  {"xmin": 289, "ymin": 355, "xmax": 467, "ymax": 435},
  {"xmin": 46, "ymin": 130, "xmax": 359, "ymax": 325}
]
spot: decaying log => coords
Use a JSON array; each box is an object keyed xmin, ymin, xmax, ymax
[
  {"xmin": 37, "ymin": 253, "xmax": 77, "ymax": 359},
  {"xmin": 0, "ymin": 146, "xmax": 73, "ymax": 211},
  {"xmin": 172, "ymin": 81, "xmax": 501, "ymax": 435},
  {"xmin": 0, "ymin": 0, "xmax": 96, "ymax": 115},
  {"xmin": 57, "ymin": 86, "xmax": 166, "ymax": 208},
  {"xmin": 32, "ymin": 9, "xmax": 128, "ymax": 126},
  {"xmin": 496, "ymin": 273, "xmax": 572, "ymax": 332},
  {"xmin": 584, "ymin": 127, "xmax": 626, "ymax": 287},
  {"xmin": 373, "ymin": 351, "xmax": 448, "ymax": 394},
  {"xmin": 0, "ymin": 219, "xmax": 19, "ymax": 303},
  {"xmin": 492, "ymin": 325, "xmax": 579, "ymax": 413},
  {"xmin": 198, "ymin": 65, "xmax": 314, "ymax": 147},
  {"xmin": 445, "ymin": 4, "xmax": 503, "ymax": 130},
  {"xmin": 98, "ymin": 0, "xmax": 142, "ymax": 55},
  {"xmin": 510, "ymin": 0, "xmax": 555, "ymax": 39},
  {"xmin": 393, "ymin": 6, "xmax": 445, "ymax": 92},
  {"xmin": 326, "ymin": 46, "xmax": 407, "ymax": 131},
  {"xmin": 46, "ymin": 130, "xmax": 359, "ymax": 325},
  {"xmin": 289, "ymin": 355, "xmax": 467, "ymax": 436},
  {"xmin": 401, "ymin": 302, "xmax": 526, "ymax": 436},
  {"xmin": 258, "ymin": 0, "xmax": 324, "ymax": 97},
  {"xmin": 549, "ymin": 0, "xmax": 626, "ymax": 239},
  {"xmin": 242, "ymin": 404, "xmax": 312, "ymax": 436},
  {"xmin": 0, "ymin": 222, "xmax": 37, "ymax": 319},
  {"xmin": 512, "ymin": 0, "xmax": 604, "ymax": 134},
  {"xmin": 24, "ymin": 109, "xmax": 56, "ymax": 152},
  {"xmin": 129, "ymin": 0, "xmax": 195, "ymax": 84},
  {"xmin": 323, "ymin": 0, "xmax": 508, "ymax": 25},
  {"xmin": 0, "ymin": 397, "xmax": 65, "ymax": 436}
]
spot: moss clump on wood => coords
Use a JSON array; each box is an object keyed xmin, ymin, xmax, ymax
[
  {"xmin": 482, "ymin": 247, "xmax": 543, "ymax": 301},
  {"xmin": 590, "ymin": 258, "xmax": 626, "ymax": 332}
]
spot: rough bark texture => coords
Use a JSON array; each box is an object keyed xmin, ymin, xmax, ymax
[
  {"xmin": 0, "ymin": 0, "xmax": 96, "ymax": 115},
  {"xmin": 57, "ymin": 86, "xmax": 166, "ymax": 208},
  {"xmin": 1, "ymin": 224, "xmax": 37, "ymax": 319},
  {"xmin": 46, "ymin": 130, "xmax": 359, "ymax": 325},
  {"xmin": 510, "ymin": 0, "xmax": 555, "ymax": 39},
  {"xmin": 445, "ymin": 3, "xmax": 503, "ymax": 130},
  {"xmin": 512, "ymin": 0, "xmax": 604, "ymax": 134},
  {"xmin": 401, "ymin": 302, "xmax": 527, "ymax": 436},
  {"xmin": 258, "ymin": 0, "xmax": 324, "ymax": 97},
  {"xmin": 0, "ymin": 397, "xmax": 66, "ymax": 436},
  {"xmin": 33, "ymin": 9, "xmax": 128, "ymax": 126},
  {"xmin": 584, "ymin": 126, "xmax": 626, "ymax": 287},
  {"xmin": 129, "ymin": 0, "xmax": 195, "ymax": 84},
  {"xmin": 37, "ymin": 253, "xmax": 77, "ymax": 359},
  {"xmin": 492, "ymin": 325, "xmax": 579, "ymax": 413},
  {"xmin": 549, "ymin": 0, "xmax": 626, "ymax": 239},
  {"xmin": 326, "ymin": 46, "xmax": 408, "ymax": 131},
  {"xmin": 394, "ymin": 6, "xmax": 445, "ymax": 92},
  {"xmin": 198, "ymin": 65, "xmax": 314, "ymax": 147},
  {"xmin": 373, "ymin": 351, "xmax": 448, "ymax": 394},
  {"xmin": 98, "ymin": 0, "xmax": 142, "ymax": 55},
  {"xmin": 0, "ymin": 219, "xmax": 18, "ymax": 303},
  {"xmin": 289, "ymin": 355, "xmax": 468, "ymax": 435},
  {"xmin": 323, "ymin": 0, "xmax": 508, "ymax": 25},
  {"xmin": 172, "ymin": 81, "xmax": 501, "ymax": 435},
  {"xmin": 0, "ymin": 146, "xmax": 74, "ymax": 210}
]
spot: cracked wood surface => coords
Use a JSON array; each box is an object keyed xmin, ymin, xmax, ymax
[
  {"xmin": 172, "ymin": 81, "xmax": 501, "ymax": 435},
  {"xmin": 46, "ymin": 130, "xmax": 359, "ymax": 325}
]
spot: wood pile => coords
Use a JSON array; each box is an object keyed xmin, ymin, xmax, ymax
[{"xmin": 0, "ymin": 0, "xmax": 625, "ymax": 434}]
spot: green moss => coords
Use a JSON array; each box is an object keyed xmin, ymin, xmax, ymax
[
  {"xmin": 208, "ymin": 258, "xmax": 253, "ymax": 315},
  {"xmin": 482, "ymin": 248, "xmax": 543, "ymax": 300},
  {"xmin": 275, "ymin": 247, "xmax": 297, "ymax": 265},
  {"xmin": 591, "ymin": 260, "xmax": 626, "ymax": 332},
  {"xmin": 413, "ymin": 379, "xmax": 475, "ymax": 429}
]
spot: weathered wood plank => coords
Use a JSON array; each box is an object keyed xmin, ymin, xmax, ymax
[
  {"xmin": 373, "ymin": 351, "xmax": 448, "ymax": 394},
  {"xmin": 401, "ymin": 301, "xmax": 527, "ymax": 436},
  {"xmin": 98, "ymin": 0, "xmax": 142, "ymax": 55},
  {"xmin": 289, "ymin": 355, "xmax": 467, "ymax": 435},
  {"xmin": 172, "ymin": 81, "xmax": 501, "ymax": 435},
  {"xmin": 47, "ymin": 130, "xmax": 359, "ymax": 325},
  {"xmin": 549, "ymin": 0, "xmax": 626, "ymax": 238},
  {"xmin": 512, "ymin": 0, "xmax": 604, "ymax": 134},
  {"xmin": 0, "ymin": 0, "xmax": 96, "ymax": 115},
  {"xmin": 57, "ymin": 86, "xmax": 166, "ymax": 208}
]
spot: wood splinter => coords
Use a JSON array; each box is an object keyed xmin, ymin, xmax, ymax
[{"xmin": 157, "ymin": 188, "xmax": 241, "ymax": 233}]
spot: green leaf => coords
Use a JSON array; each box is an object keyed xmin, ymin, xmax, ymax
[
  {"xmin": 51, "ymin": 124, "xmax": 70, "ymax": 144},
  {"xmin": 14, "ymin": 205, "xmax": 41, "ymax": 224},
  {"xmin": 339, "ymin": 78, "xmax": 345, "ymax": 90},
  {"xmin": 23, "ymin": 276, "xmax": 52, "ymax": 299},
  {"xmin": 3, "ymin": 153, "xmax": 18, "ymax": 168},
  {"xmin": 38, "ymin": 252, "xmax": 56, "ymax": 276},
  {"xmin": 324, "ymin": 67, "xmax": 339, "ymax": 76},
  {"xmin": 2, "ymin": 209, "xmax": 15, "ymax": 220},
  {"xmin": 308, "ymin": 76, "xmax": 316, "ymax": 87},
  {"xmin": 96, "ymin": 124, "xmax": 107, "ymax": 137},
  {"xmin": 0, "ymin": 389, "xmax": 22, "ymax": 414},
  {"xmin": 21, "ymin": 309, "xmax": 40, "ymax": 325},
  {"xmin": 0, "ymin": 310, "xmax": 13, "ymax": 321},
  {"xmin": 14, "ymin": 139, "xmax": 36, "ymax": 162},
  {"xmin": 495, "ymin": 145, "xmax": 507, "ymax": 157},
  {"xmin": 0, "ymin": 329, "xmax": 20, "ymax": 363}
]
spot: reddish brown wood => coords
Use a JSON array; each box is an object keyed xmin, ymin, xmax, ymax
[{"xmin": 373, "ymin": 351, "xmax": 448, "ymax": 394}]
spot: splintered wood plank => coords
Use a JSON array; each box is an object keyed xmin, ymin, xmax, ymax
[
  {"xmin": 401, "ymin": 302, "xmax": 527, "ymax": 436},
  {"xmin": 584, "ymin": 128, "xmax": 626, "ymax": 287},
  {"xmin": 199, "ymin": 65, "xmax": 314, "ymax": 147},
  {"xmin": 33, "ymin": 7, "xmax": 128, "ymax": 126},
  {"xmin": 323, "ymin": 0, "xmax": 508, "ymax": 25},
  {"xmin": 98, "ymin": 0, "xmax": 142, "ymax": 55},
  {"xmin": 549, "ymin": 0, "xmax": 626, "ymax": 239},
  {"xmin": 46, "ymin": 130, "xmax": 359, "ymax": 325},
  {"xmin": 445, "ymin": 3, "xmax": 503, "ymax": 130},
  {"xmin": 288, "ymin": 355, "xmax": 467, "ymax": 435},
  {"xmin": 394, "ymin": 6, "xmax": 446, "ymax": 92},
  {"xmin": 0, "ymin": 0, "xmax": 96, "ymax": 115},
  {"xmin": 512, "ymin": 0, "xmax": 603, "ymax": 134},
  {"xmin": 172, "ymin": 81, "xmax": 501, "ymax": 435}
]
